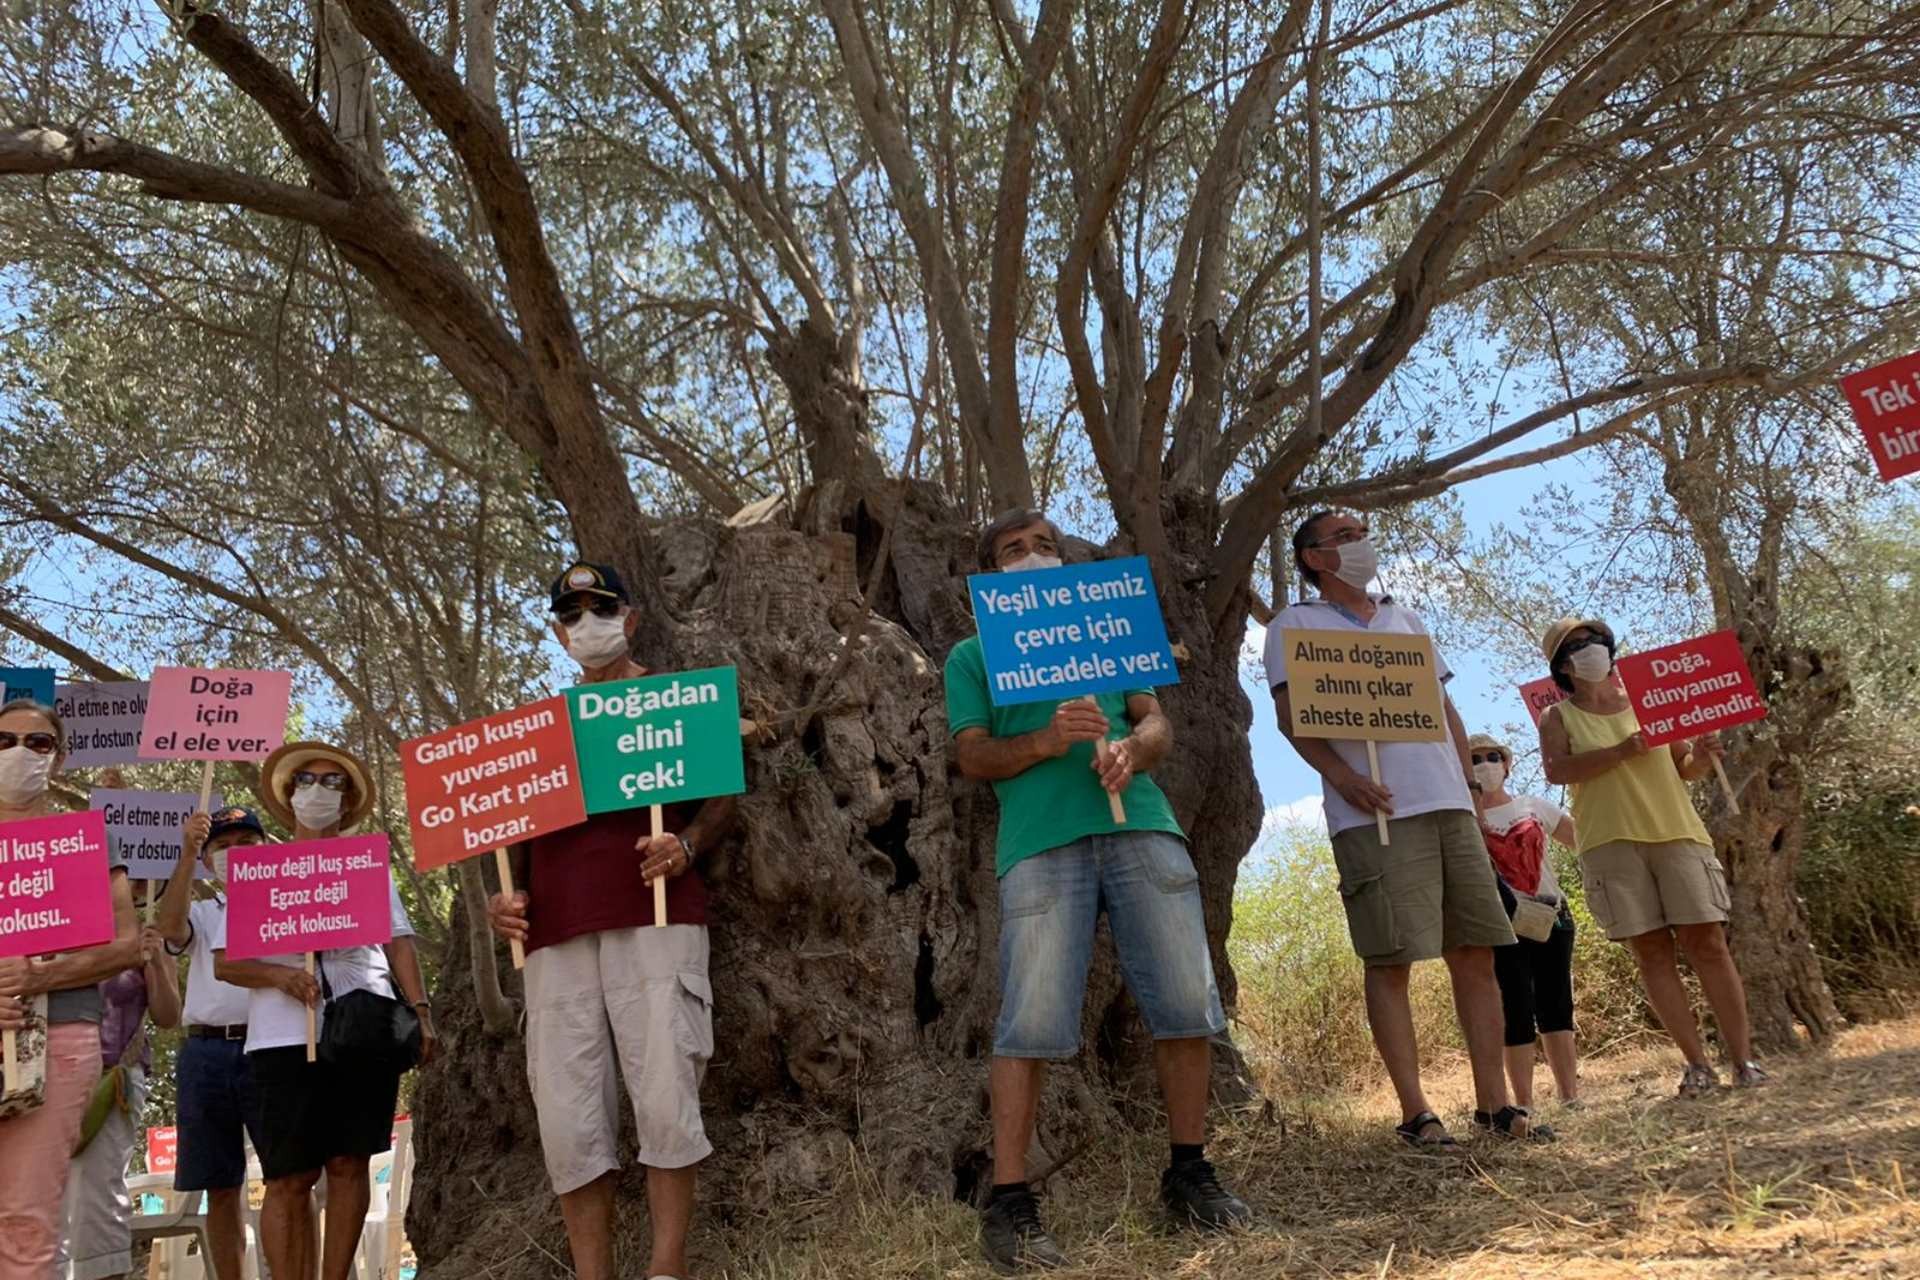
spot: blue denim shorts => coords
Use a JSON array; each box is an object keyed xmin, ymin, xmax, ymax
[{"xmin": 994, "ymin": 830, "xmax": 1227, "ymax": 1058}]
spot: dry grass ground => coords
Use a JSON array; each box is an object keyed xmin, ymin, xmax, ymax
[{"xmin": 701, "ymin": 1017, "xmax": 1920, "ymax": 1279}]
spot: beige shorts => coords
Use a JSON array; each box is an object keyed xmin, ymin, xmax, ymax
[
  {"xmin": 1330, "ymin": 809, "xmax": 1516, "ymax": 967},
  {"xmin": 1579, "ymin": 840, "xmax": 1729, "ymax": 941},
  {"xmin": 525, "ymin": 924, "xmax": 714, "ymax": 1194}
]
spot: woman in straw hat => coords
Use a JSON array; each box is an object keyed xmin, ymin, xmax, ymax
[
  {"xmin": 212, "ymin": 740, "xmax": 434, "ymax": 1280},
  {"xmin": 1469, "ymin": 731, "xmax": 1580, "ymax": 1115},
  {"xmin": 1537, "ymin": 618, "xmax": 1765, "ymax": 1098}
]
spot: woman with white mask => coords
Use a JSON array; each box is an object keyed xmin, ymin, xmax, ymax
[
  {"xmin": 1537, "ymin": 618, "xmax": 1765, "ymax": 1098},
  {"xmin": 1469, "ymin": 733, "xmax": 1580, "ymax": 1113},
  {"xmin": 212, "ymin": 741, "xmax": 434, "ymax": 1280},
  {"xmin": 0, "ymin": 699, "xmax": 140, "ymax": 1280}
]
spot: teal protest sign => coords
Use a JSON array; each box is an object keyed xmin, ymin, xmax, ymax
[{"xmin": 565, "ymin": 667, "xmax": 746, "ymax": 815}]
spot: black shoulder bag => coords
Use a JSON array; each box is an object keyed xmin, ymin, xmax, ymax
[{"xmin": 316, "ymin": 952, "xmax": 423, "ymax": 1075}]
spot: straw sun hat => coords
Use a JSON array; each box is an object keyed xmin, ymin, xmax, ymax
[{"xmin": 255, "ymin": 740, "xmax": 377, "ymax": 832}]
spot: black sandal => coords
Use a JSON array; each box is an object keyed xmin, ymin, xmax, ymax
[
  {"xmin": 1394, "ymin": 1110, "xmax": 1459, "ymax": 1150},
  {"xmin": 1473, "ymin": 1105, "xmax": 1557, "ymax": 1142}
]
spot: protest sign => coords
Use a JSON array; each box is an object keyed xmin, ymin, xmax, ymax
[
  {"xmin": 567, "ymin": 667, "xmax": 746, "ymax": 926},
  {"xmin": 147, "ymin": 1127, "xmax": 177, "ymax": 1175},
  {"xmin": 1615, "ymin": 630, "xmax": 1766, "ymax": 812},
  {"xmin": 1840, "ymin": 349, "xmax": 1920, "ymax": 483},
  {"xmin": 1281, "ymin": 628, "xmax": 1448, "ymax": 844},
  {"xmin": 1518, "ymin": 676, "xmax": 1569, "ymax": 727},
  {"xmin": 55, "ymin": 681, "xmax": 150, "ymax": 768},
  {"xmin": 0, "ymin": 810, "xmax": 116, "ymax": 1079},
  {"xmin": 90, "ymin": 789, "xmax": 201, "ymax": 881},
  {"xmin": 140, "ymin": 667, "xmax": 292, "ymax": 808},
  {"xmin": 403, "ymin": 698, "xmax": 585, "ymax": 969},
  {"xmin": 223, "ymin": 835, "xmax": 395, "ymax": 961},
  {"xmin": 0, "ymin": 667, "xmax": 56, "ymax": 709},
  {"xmin": 966, "ymin": 556, "xmax": 1179, "ymax": 707}
]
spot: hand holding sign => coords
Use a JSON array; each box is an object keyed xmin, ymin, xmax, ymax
[
  {"xmin": 0, "ymin": 811, "xmax": 116, "ymax": 1084},
  {"xmin": 1614, "ymin": 630, "xmax": 1766, "ymax": 813}
]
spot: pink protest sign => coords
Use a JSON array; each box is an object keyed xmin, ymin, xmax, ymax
[
  {"xmin": 139, "ymin": 668, "xmax": 292, "ymax": 761},
  {"xmin": 1615, "ymin": 630, "xmax": 1768, "ymax": 749},
  {"xmin": 223, "ymin": 835, "xmax": 394, "ymax": 960},
  {"xmin": 0, "ymin": 811, "xmax": 116, "ymax": 959},
  {"xmin": 1517, "ymin": 676, "xmax": 1569, "ymax": 727}
]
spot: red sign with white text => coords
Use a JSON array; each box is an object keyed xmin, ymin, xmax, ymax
[
  {"xmin": 400, "ymin": 698, "xmax": 586, "ymax": 871},
  {"xmin": 1517, "ymin": 676, "xmax": 1569, "ymax": 727},
  {"xmin": 1840, "ymin": 349, "xmax": 1920, "ymax": 482},
  {"xmin": 147, "ymin": 1127, "xmax": 177, "ymax": 1174},
  {"xmin": 1614, "ymin": 630, "xmax": 1767, "ymax": 748}
]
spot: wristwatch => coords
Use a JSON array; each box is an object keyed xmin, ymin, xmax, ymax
[
  {"xmin": 677, "ymin": 833, "xmax": 697, "ymax": 867},
  {"xmin": 1467, "ymin": 780, "xmax": 1484, "ymax": 793}
]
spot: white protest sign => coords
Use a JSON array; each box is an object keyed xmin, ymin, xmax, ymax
[
  {"xmin": 56, "ymin": 682, "xmax": 151, "ymax": 769},
  {"xmin": 89, "ymin": 788, "xmax": 202, "ymax": 880}
]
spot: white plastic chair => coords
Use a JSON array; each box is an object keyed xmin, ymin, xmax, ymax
[
  {"xmin": 355, "ymin": 1119, "xmax": 412, "ymax": 1280},
  {"xmin": 128, "ymin": 1174, "xmax": 212, "ymax": 1280}
]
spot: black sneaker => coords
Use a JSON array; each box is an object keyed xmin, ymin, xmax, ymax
[
  {"xmin": 980, "ymin": 1189, "xmax": 1068, "ymax": 1273},
  {"xmin": 1161, "ymin": 1158, "xmax": 1253, "ymax": 1230}
]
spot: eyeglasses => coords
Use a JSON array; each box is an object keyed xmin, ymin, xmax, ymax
[
  {"xmin": 292, "ymin": 771, "xmax": 351, "ymax": 791},
  {"xmin": 1470, "ymin": 752, "xmax": 1505, "ymax": 766},
  {"xmin": 0, "ymin": 731, "xmax": 58, "ymax": 754},
  {"xmin": 1309, "ymin": 525, "xmax": 1370, "ymax": 548},
  {"xmin": 555, "ymin": 599, "xmax": 624, "ymax": 627},
  {"xmin": 994, "ymin": 535, "xmax": 1060, "ymax": 567}
]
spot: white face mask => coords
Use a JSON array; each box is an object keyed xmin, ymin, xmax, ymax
[
  {"xmin": 1002, "ymin": 553, "xmax": 1062, "ymax": 573},
  {"xmin": 0, "ymin": 746, "xmax": 52, "ymax": 805},
  {"xmin": 563, "ymin": 611, "xmax": 631, "ymax": 667},
  {"xmin": 1568, "ymin": 645, "xmax": 1613, "ymax": 682},
  {"xmin": 292, "ymin": 786, "xmax": 345, "ymax": 830},
  {"xmin": 207, "ymin": 847, "xmax": 230, "ymax": 882},
  {"xmin": 1329, "ymin": 538, "xmax": 1379, "ymax": 590},
  {"xmin": 1472, "ymin": 761, "xmax": 1506, "ymax": 792}
]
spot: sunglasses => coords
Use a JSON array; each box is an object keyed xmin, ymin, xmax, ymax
[
  {"xmin": 555, "ymin": 599, "xmax": 624, "ymax": 627},
  {"xmin": 1560, "ymin": 635, "xmax": 1608, "ymax": 655},
  {"xmin": 1470, "ymin": 752, "xmax": 1506, "ymax": 766},
  {"xmin": 292, "ymin": 771, "xmax": 351, "ymax": 791},
  {"xmin": 0, "ymin": 731, "xmax": 59, "ymax": 755}
]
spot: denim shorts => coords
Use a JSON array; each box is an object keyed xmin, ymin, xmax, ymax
[{"xmin": 994, "ymin": 831, "xmax": 1227, "ymax": 1058}]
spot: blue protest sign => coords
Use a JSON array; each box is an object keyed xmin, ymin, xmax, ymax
[
  {"xmin": 967, "ymin": 556, "xmax": 1179, "ymax": 706},
  {"xmin": 0, "ymin": 667, "xmax": 56, "ymax": 708}
]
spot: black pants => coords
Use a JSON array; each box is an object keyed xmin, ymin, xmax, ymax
[{"xmin": 1492, "ymin": 920, "xmax": 1576, "ymax": 1047}]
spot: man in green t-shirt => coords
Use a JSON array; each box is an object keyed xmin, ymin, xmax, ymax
[{"xmin": 945, "ymin": 508, "xmax": 1251, "ymax": 1273}]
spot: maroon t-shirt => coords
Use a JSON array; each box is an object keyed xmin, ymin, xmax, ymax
[{"xmin": 524, "ymin": 801, "xmax": 708, "ymax": 952}]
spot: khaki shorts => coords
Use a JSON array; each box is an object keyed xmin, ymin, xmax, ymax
[
  {"xmin": 1330, "ymin": 809, "xmax": 1516, "ymax": 966},
  {"xmin": 1579, "ymin": 839, "xmax": 1730, "ymax": 941},
  {"xmin": 525, "ymin": 924, "xmax": 714, "ymax": 1194}
]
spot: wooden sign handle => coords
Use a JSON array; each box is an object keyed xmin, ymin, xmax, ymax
[
  {"xmin": 305, "ymin": 953, "xmax": 317, "ymax": 1063},
  {"xmin": 651, "ymin": 804, "xmax": 668, "ymax": 929},
  {"xmin": 1712, "ymin": 756, "xmax": 1741, "ymax": 816},
  {"xmin": 196, "ymin": 759, "xmax": 215, "ymax": 811},
  {"xmin": 145, "ymin": 879, "xmax": 158, "ymax": 924},
  {"xmin": 1076, "ymin": 697, "xmax": 1128, "ymax": 824},
  {"xmin": 494, "ymin": 847, "xmax": 526, "ymax": 971},
  {"xmin": 2, "ymin": 1028, "xmax": 16, "ymax": 1088},
  {"xmin": 1366, "ymin": 740, "xmax": 1390, "ymax": 847}
]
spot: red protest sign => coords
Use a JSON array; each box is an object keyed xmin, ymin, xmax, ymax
[
  {"xmin": 400, "ymin": 698, "xmax": 586, "ymax": 871},
  {"xmin": 147, "ymin": 1127, "xmax": 178, "ymax": 1174},
  {"xmin": 1614, "ymin": 630, "xmax": 1767, "ymax": 748},
  {"xmin": 0, "ymin": 811, "xmax": 116, "ymax": 959},
  {"xmin": 1840, "ymin": 349, "xmax": 1920, "ymax": 482},
  {"xmin": 139, "ymin": 668, "xmax": 292, "ymax": 761},
  {"xmin": 223, "ymin": 836, "xmax": 394, "ymax": 960},
  {"xmin": 1517, "ymin": 676, "xmax": 1568, "ymax": 727}
]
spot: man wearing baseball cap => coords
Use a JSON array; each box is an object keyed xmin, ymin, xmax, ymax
[
  {"xmin": 488, "ymin": 560, "xmax": 737, "ymax": 1280},
  {"xmin": 154, "ymin": 805, "xmax": 268, "ymax": 1280}
]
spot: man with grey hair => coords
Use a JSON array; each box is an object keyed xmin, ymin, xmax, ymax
[{"xmin": 945, "ymin": 508, "xmax": 1250, "ymax": 1272}]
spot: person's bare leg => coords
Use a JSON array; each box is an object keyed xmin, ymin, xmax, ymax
[
  {"xmin": 1674, "ymin": 923, "xmax": 1755, "ymax": 1064},
  {"xmin": 558, "ymin": 1173, "xmax": 617, "ymax": 1280},
  {"xmin": 1443, "ymin": 946, "xmax": 1512, "ymax": 1117},
  {"xmin": 1541, "ymin": 1030, "xmax": 1579, "ymax": 1101},
  {"xmin": 204, "ymin": 1186, "xmax": 247, "ymax": 1280},
  {"xmin": 1153, "ymin": 1037, "xmax": 1211, "ymax": 1145},
  {"xmin": 1626, "ymin": 929, "xmax": 1710, "ymax": 1064},
  {"xmin": 990, "ymin": 1057, "xmax": 1047, "ymax": 1183},
  {"xmin": 260, "ymin": 1172, "xmax": 319, "ymax": 1280},
  {"xmin": 1503, "ymin": 1045, "xmax": 1536, "ymax": 1110},
  {"xmin": 1363, "ymin": 964, "xmax": 1432, "ymax": 1124},
  {"xmin": 645, "ymin": 1165, "xmax": 697, "ymax": 1278},
  {"xmin": 318, "ymin": 1157, "xmax": 370, "ymax": 1280}
]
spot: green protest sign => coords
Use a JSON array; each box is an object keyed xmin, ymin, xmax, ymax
[{"xmin": 565, "ymin": 666, "xmax": 746, "ymax": 815}]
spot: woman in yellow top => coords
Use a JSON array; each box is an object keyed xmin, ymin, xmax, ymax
[{"xmin": 1537, "ymin": 618, "xmax": 1766, "ymax": 1098}]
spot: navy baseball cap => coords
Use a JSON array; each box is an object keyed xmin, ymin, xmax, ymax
[
  {"xmin": 206, "ymin": 805, "xmax": 266, "ymax": 845},
  {"xmin": 548, "ymin": 561, "xmax": 631, "ymax": 611}
]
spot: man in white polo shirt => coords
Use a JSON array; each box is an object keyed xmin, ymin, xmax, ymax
[{"xmin": 1265, "ymin": 510, "xmax": 1540, "ymax": 1147}]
